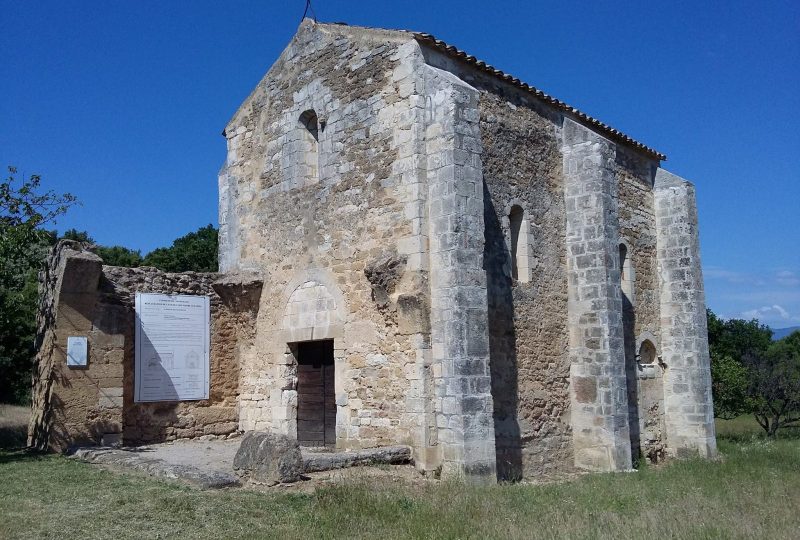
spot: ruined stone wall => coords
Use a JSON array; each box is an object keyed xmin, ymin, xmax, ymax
[
  {"xmin": 29, "ymin": 242, "xmax": 119, "ymax": 452},
  {"xmin": 29, "ymin": 242, "xmax": 252, "ymax": 451},
  {"xmin": 219, "ymin": 22, "xmax": 428, "ymax": 451},
  {"xmin": 98, "ymin": 266, "xmax": 241, "ymax": 444}
]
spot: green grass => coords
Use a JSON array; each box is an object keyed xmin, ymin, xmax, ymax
[{"xmin": 2, "ymin": 418, "xmax": 800, "ymax": 540}]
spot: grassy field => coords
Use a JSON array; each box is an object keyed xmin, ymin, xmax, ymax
[{"xmin": 1, "ymin": 412, "xmax": 799, "ymax": 539}]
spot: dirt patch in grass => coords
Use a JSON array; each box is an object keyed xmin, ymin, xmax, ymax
[{"xmin": 0, "ymin": 404, "xmax": 29, "ymax": 449}]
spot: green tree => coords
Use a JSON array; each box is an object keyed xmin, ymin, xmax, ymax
[
  {"xmin": 743, "ymin": 338, "xmax": 800, "ymax": 437},
  {"xmin": 95, "ymin": 245, "xmax": 143, "ymax": 267},
  {"xmin": 61, "ymin": 228, "xmax": 93, "ymax": 243},
  {"xmin": 0, "ymin": 167, "xmax": 76, "ymax": 404},
  {"xmin": 59, "ymin": 229, "xmax": 143, "ymax": 267},
  {"xmin": 707, "ymin": 309, "xmax": 773, "ymax": 419},
  {"xmin": 142, "ymin": 224, "xmax": 218, "ymax": 272}
]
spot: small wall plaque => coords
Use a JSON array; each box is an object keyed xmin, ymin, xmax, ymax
[{"xmin": 67, "ymin": 336, "xmax": 88, "ymax": 367}]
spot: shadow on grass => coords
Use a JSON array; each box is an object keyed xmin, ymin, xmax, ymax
[
  {"xmin": 0, "ymin": 425, "xmax": 28, "ymax": 450},
  {"xmin": 0, "ymin": 449, "xmax": 49, "ymax": 466}
]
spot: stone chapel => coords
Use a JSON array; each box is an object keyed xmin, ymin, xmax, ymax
[{"xmin": 29, "ymin": 20, "xmax": 716, "ymax": 482}]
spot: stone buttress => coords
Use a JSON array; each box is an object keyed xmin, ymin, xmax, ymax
[
  {"xmin": 562, "ymin": 119, "xmax": 633, "ymax": 471},
  {"xmin": 422, "ymin": 63, "xmax": 497, "ymax": 482},
  {"xmin": 654, "ymin": 169, "xmax": 717, "ymax": 459}
]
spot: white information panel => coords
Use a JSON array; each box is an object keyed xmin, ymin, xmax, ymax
[
  {"xmin": 66, "ymin": 336, "xmax": 88, "ymax": 367},
  {"xmin": 134, "ymin": 293, "xmax": 210, "ymax": 402}
]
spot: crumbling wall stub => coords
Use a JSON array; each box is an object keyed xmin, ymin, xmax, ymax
[
  {"xmin": 28, "ymin": 242, "xmax": 112, "ymax": 451},
  {"xmin": 221, "ymin": 22, "xmax": 430, "ymax": 457},
  {"xmin": 28, "ymin": 241, "xmax": 255, "ymax": 451}
]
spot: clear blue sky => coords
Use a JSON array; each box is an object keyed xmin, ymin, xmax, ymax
[{"xmin": 2, "ymin": 1, "xmax": 798, "ymax": 328}]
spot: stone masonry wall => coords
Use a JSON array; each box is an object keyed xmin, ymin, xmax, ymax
[
  {"xmin": 99, "ymin": 266, "xmax": 241, "ymax": 444},
  {"xmin": 616, "ymin": 148, "xmax": 660, "ymax": 340},
  {"xmin": 615, "ymin": 147, "xmax": 666, "ymax": 462},
  {"xmin": 418, "ymin": 46, "xmax": 574, "ymax": 478},
  {"xmin": 478, "ymin": 92, "xmax": 572, "ymax": 477},
  {"xmin": 219, "ymin": 22, "xmax": 428, "ymax": 453}
]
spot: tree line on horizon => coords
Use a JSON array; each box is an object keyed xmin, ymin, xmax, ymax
[{"xmin": 61, "ymin": 224, "xmax": 218, "ymax": 273}]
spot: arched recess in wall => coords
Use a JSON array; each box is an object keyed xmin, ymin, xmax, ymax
[
  {"xmin": 619, "ymin": 241, "xmax": 635, "ymax": 307},
  {"xmin": 298, "ymin": 109, "xmax": 319, "ymax": 185},
  {"xmin": 509, "ymin": 205, "xmax": 531, "ymax": 283},
  {"xmin": 278, "ymin": 269, "xmax": 347, "ymax": 344},
  {"xmin": 635, "ymin": 332, "xmax": 661, "ymax": 366},
  {"xmin": 638, "ymin": 339, "xmax": 657, "ymax": 365}
]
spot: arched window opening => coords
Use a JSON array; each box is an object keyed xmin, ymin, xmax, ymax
[
  {"xmin": 619, "ymin": 242, "xmax": 634, "ymax": 306},
  {"xmin": 638, "ymin": 339, "xmax": 657, "ymax": 365},
  {"xmin": 299, "ymin": 109, "xmax": 319, "ymax": 142},
  {"xmin": 509, "ymin": 205, "xmax": 530, "ymax": 283},
  {"xmin": 298, "ymin": 109, "xmax": 319, "ymax": 184}
]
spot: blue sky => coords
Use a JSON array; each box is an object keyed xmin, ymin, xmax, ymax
[{"xmin": 2, "ymin": 1, "xmax": 798, "ymax": 328}]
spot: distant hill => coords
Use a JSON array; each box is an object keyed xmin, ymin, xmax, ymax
[{"xmin": 772, "ymin": 326, "xmax": 800, "ymax": 340}]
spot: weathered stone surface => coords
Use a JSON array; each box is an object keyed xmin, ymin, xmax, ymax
[
  {"xmin": 301, "ymin": 445, "xmax": 411, "ymax": 472},
  {"xmin": 655, "ymin": 169, "xmax": 717, "ymax": 460},
  {"xmin": 233, "ymin": 431, "xmax": 303, "ymax": 485},
  {"xmin": 562, "ymin": 119, "xmax": 632, "ymax": 472},
  {"xmin": 71, "ymin": 447, "xmax": 239, "ymax": 489},
  {"xmin": 28, "ymin": 242, "xmax": 247, "ymax": 452}
]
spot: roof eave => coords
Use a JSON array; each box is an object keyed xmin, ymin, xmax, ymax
[{"xmin": 412, "ymin": 33, "xmax": 667, "ymax": 162}]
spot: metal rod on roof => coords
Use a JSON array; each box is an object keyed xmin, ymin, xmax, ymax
[{"xmin": 301, "ymin": 0, "xmax": 318, "ymax": 23}]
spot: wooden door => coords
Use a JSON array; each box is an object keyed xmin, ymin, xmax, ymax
[{"xmin": 296, "ymin": 340, "xmax": 335, "ymax": 447}]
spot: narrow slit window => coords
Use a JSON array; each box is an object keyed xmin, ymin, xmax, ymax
[
  {"xmin": 509, "ymin": 205, "xmax": 530, "ymax": 283},
  {"xmin": 619, "ymin": 242, "xmax": 634, "ymax": 305}
]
